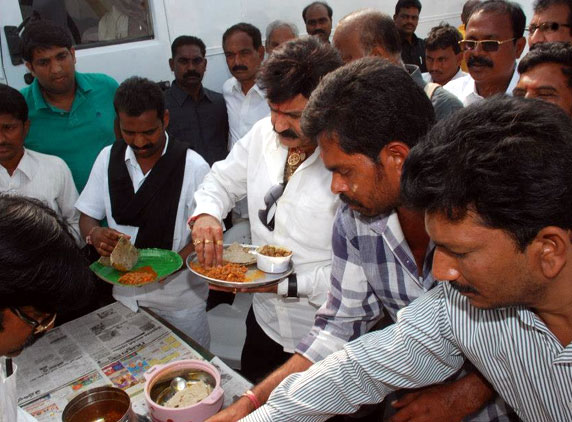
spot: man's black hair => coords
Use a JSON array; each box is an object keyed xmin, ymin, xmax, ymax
[
  {"xmin": 0, "ymin": 84, "xmax": 28, "ymax": 122},
  {"xmin": 302, "ymin": 57, "xmax": 435, "ymax": 162},
  {"xmin": 518, "ymin": 41, "xmax": 572, "ymax": 88},
  {"xmin": 469, "ymin": 0, "xmax": 526, "ymax": 40},
  {"xmin": 21, "ymin": 19, "xmax": 73, "ymax": 62},
  {"xmin": 0, "ymin": 195, "xmax": 94, "ymax": 325},
  {"xmin": 258, "ymin": 36, "xmax": 342, "ymax": 104},
  {"xmin": 114, "ymin": 76, "xmax": 165, "ymax": 123},
  {"xmin": 426, "ymin": 23, "xmax": 463, "ymax": 54},
  {"xmin": 222, "ymin": 23, "xmax": 262, "ymax": 50},
  {"xmin": 395, "ymin": 0, "xmax": 422, "ymax": 15},
  {"xmin": 533, "ymin": 0, "xmax": 572, "ymax": 35},
  {"xmin": 171, "ymin": 35, "xmax": 206, "ymax": 58},
  {"xmin": 401, "ymin": 96, "xmax": 572, "ymax": 251},
  {"xmin": 302, "ymin": 2, "xmax": 333, "ymax": 21}
]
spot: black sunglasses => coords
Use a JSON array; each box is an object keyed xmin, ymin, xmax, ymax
[
  {"xmin": 527, "ymin": 22, "xmax": 571, "ymax": 33},
  {"xmin": 258, "ymin": 183, "xmax": 285, "ymax": 231},
  {"xmin": 10, "ymin": 307, "xmax": 57, "ymax": 335}
]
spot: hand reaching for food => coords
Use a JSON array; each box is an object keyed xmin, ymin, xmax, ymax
[
  {"xmin": 91, "ymin": 227, "xmax": 130, "ymax": 257},
  {"xmin": 190, "ymin": 214, "xmax": 224, "ymax": 267}
]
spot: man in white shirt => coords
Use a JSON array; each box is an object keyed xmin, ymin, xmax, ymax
[
  {"xmin": 0, "ymin": 84, "xmax": 79, "ymax": 241},
  {"xmin": 241, "ymin": 95, "xmax": 572, "ymax": 422},
  {"xmin": 76, "ymin": 77, "xmax": 211, "ymax": 347},
  {"xmin": 191, "ymin": 38, "xmax": 342, "ymax": 384},
  {"xmin": 423, "ymin": 23, "xmax": 467, "ymax": 85},
  {"xmin": 0, "ymin": 195, "xmax": 95, "ymax": 422},
  {"xmin": 445, "ymin": 0, "xmax": 526, "ymax": 106},
  {"xmin": 222, "ymin": 23, "xmax": 269, "ymax": 150}
]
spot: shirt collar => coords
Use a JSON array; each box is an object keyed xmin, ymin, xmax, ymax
[
  {"xmin": 471, "ymin": 65, "xmax": 519, "ymax": 98},
  {"xmin": 12, "ymin": 148, "xmax": 35, "ymax": 180},
  {"xmin": 170, "ymin": 81, "xmax": 211, "ymax": 105},
  {"xmin": 125, "ymin": 133, "xmax": 170, "ymax": 167},
  {"xmin": 231, "ymin": 77, "xmax": 265, "ymax": 98}
]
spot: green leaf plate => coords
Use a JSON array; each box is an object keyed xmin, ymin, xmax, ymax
[{"xmin": 89, "ymin": 248, "xmax": 183, "ymax": 287}]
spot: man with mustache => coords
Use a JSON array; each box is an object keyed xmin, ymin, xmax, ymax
[
  {"xmin": 190, "ymin": 37, "xmax": 342, "ymax": 392},
  {"xmin": 444, "ymin": 0, "xmax": 526, "ymax": 106},
  {"xmin": 303, "ymin": 2, "xmax": 333, "ymax": 44},
  {"xmin": 19, "ymin": 19, "xmax": 118, "ymax": 193},
  {"xmin": 76, "ymin": 77, "xmax": 212, "ymax": 348},
  {"xmin": 0, "ymin": 84, "xmax": 80, "ymax": 242},
  {"xmin": 394, "ymin": 0, "xmax": 427, "ymax": 72},
  {"xmin": 165, "ymin": 36, "xmax": 228, "ymax": 166},
  {"xmin": 423, "ymin": 23, "xmax": 467, "ymax": 86},
  {"xmin": 1, "ymin": 195, "xmax": 95, "ymax": 421},
  {"xmin": 528, "ymin": 0, "xmax": 572, "ymax": 46},
  {"xmin": 241, "ymin": 94, "xmax": 572, "ymax": 422}
]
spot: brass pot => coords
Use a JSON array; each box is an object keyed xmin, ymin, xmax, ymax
[{"xmin": 62, "ymin": 386, "xmax": 135, "ymax": 422}]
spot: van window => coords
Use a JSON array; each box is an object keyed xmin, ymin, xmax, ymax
[{"xmin": 18, "ymin": 0, "xmax": 154, "ymax": 48}]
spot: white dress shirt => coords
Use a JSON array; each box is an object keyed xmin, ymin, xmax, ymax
[
  {"xmin": 193, "ymin": 117, "xmax": 340, "ymax": 352},
  {"xmin": 0, "ymin": 148, "xmax": 80, "ymax": 241},
  {"xmin": 422, "ymin": 67, "xmax": 467, "ymax": 84},
  {"xmin": 76, "ymin": 137, "xmax": 210, "ymax": 313},
  {"xmin": 444, "ymin": 67, "xmax": 520, "ymax": 106},
  {"xmin": 222, "ymin": 77, "xmax": 270, "ymax": 150},
  {"xmin": 0, "ymin": 358, "xmax": 37, "ymax": 422}
]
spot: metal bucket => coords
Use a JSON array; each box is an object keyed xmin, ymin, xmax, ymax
[{"xmin": 62, "ymin": 386, "xmax": 135, "ymax": 422}]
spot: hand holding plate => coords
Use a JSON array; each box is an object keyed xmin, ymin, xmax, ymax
[{"xmin": 191, "ymin": 214, "xmax": 224, "ymax": 267}]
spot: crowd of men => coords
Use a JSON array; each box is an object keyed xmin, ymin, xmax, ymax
[{"xmin": 2, "ymin": 0, "xmax": 572, "ymax": 421}]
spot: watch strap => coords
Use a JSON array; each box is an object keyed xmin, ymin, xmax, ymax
[{"xmin": 287, "ymin": 273, "xmax": 298, "ymax": 297}]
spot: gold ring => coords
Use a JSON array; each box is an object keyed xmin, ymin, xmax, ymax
[
  {"xmin": 204, "ymin": 239, "xmax": 213, "ymax": 244},
  {"xmin": 193, "ymin": 239, "xmax": 202, "ymax": 246},
  {"xmin": 216, "ymin": 240, "xmax": 224, "ymax": 245}
]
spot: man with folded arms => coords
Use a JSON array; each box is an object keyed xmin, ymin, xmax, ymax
[
  {"xmin": 242, "ymin": 94, "xmax": 572, "ymax": 422},
  {"xmin": 445, "ymin": 0, "xmax": 526, "ymax": 105},
  {"xmin": 76, "ymin": 77, "xmax": 211, "ymax": 347}
]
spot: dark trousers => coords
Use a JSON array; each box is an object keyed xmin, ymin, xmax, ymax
[{"xmin": 240, "ymin": 307, "xmax": 292, "ymax": 383}]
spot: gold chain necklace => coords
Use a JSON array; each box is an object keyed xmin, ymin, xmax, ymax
[{"xmin": 284, "ymin": 147, "xmax": 314, "ymax": 182}]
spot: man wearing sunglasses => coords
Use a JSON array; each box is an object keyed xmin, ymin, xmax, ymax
[
  {"xmin": 528, "ymin": 0, "xmax": 572, "ymax": 46},
  {"xmin": 444, "ymin": 0, "xmax": 526, "ymax": 106},
  {"xmin": 0, "ymin": 195, "xmax": 94, "ymax": 421},
  {"xmin": 191, "ymin": 38, "xmax": 342, "ymax": 386}
]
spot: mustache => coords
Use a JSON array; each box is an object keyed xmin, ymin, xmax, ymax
[
  {"xmin": 449, "ymin": 281, "xmax": 479, "ymax": 295},
  {"xmin": 339, "ymin": 193, "xmax": 364, "ymax": 208},
  {"xmin": 131, "ymin": 144, "xmax": 154, "ymax": 151},
  {"xmin": 183, "ymin": 70, "xmax": 202, "ymax": 79},
  {"xmin": 311, "ymin": 29, "xmax": 326, "ymax": 35},
  {"xmin": 0, "ymin": 143, "xmax": 15, "ymax": 148},
  {"xmin": 275, "ymin": 128, "xmax": 299, "ymax": 139},
  {"xmin": 232, "ymin": 65, "xmax": 248, "ymax": 72},
  {"xmin": 467, "ymin": 56, "xmax": 493, "ymax": 68}
]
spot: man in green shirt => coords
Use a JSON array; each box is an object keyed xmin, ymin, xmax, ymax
[{"xmin": 20, "ymin": 20, "xmax": 118, "ymax": 192}]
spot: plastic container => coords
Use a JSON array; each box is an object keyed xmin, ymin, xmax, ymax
[{"xmin": 255, "ymin": 245, "xmax": 292, "ymax": 273}]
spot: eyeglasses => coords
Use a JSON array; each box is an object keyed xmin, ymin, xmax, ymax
[
  {"xmin": 258, "ymin": 183, "xmax": 285, "ymax": 231},
  {"xmin": 526, "ymin": 22, "xmax": 571, "ymax": 33},
  {"xmin": 458, "ymin": 38, "xmax": 516, "ymax": 52},
  {"xmin": 10, "ymin": 307, "xmax": 57, "ymax": 335}
]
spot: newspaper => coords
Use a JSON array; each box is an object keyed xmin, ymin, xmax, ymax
[{"xmin": 14, "ymin": 302, "xmax": 252, "ymax": 421}]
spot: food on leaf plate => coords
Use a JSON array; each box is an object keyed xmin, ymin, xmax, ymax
[
  {"xmin": 119, "ymin": 266, "xmax": 158, "ymax": 285},
  {"xmin": 98, "ymin": 236, "xmax": 139, "ymax": 271}
]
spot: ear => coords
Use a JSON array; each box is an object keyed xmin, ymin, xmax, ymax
[
  {"xmin": 25, "ymin": 61, "xmax": 34, "ymax": 76},
  {"xmin": 532, "ymin": 226, "xmax": 569, "ymax": 279},
  {"xmin": 70, "ymin": 47, "xmax": 76, "ymax": 65},
  {"xmin": 204, "ymin": 58, "xmax": 208, "ymax": 69},
  {"xmin": 23, "ymin": 120, "xmax": 31, "ymax": 138},
  {"xmin": 514, "ymin": 37, "xmax": 526, "ymax": 59},
  {"xmin": 455, "ymin": 52, "xmax": 463, "ymax": 66},
  {"xmin": 380, "ymin": 141, "xmax": 410, "ymax": 174},
  {"xmin": 258, "ymin": 46, "xmax": 265, "ymax": 60},
  {"xmin": 162, "ymin": 109, "xmax": 170, "ymax": 130},
  {"xmin": 169, "ymin": 58, "xmax": 174, "ymax": 72}
]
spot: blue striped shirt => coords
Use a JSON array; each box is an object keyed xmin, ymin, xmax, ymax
[
  {"xmin": 296, "ymin": 205, "xmax": 515, "ymax": 421},
  {"xmin": 242, "ymin": 283, "xmax": 572, "ymax": 422}
]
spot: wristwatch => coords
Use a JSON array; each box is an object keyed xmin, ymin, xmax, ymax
[{"xmin": 287, "ymin": 273, "xmax": 298, "ymax": 298}]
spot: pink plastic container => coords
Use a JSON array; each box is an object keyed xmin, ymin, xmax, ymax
[{"xmin": 144, "ymin": 360, "xmax": 224, "ymax": 422}]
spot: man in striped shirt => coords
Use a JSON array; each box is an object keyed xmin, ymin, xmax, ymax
[{"xmin": 240, "ymin": 95, "xmax": 572, "ymax": 422}]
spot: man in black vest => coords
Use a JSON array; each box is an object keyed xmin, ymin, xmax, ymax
[{"xmin": 76, "ymin": 77, "xmax": 211, "ymax": 347}]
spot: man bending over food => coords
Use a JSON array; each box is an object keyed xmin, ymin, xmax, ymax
[
  {"xmin": 76, "ymin": 77, "xmax": 211, "ymax": 347},
  {"xmin": 190, "ymin": 37, "xmax": 342, "ymax": 383}
]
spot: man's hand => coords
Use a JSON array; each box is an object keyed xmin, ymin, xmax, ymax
[
  {"xmin": 90, "ymin": 227, "xmax": 129, "ymax": 256},
  {"xmin": 390, "ymin": 372, "xmax": 495, "ymax": 422},
  {"xmin": 191, "ymin": 214, "xmax": 224, "ymax": 267},
  {"xmin": 205, "ymin": 396, "xmax": 255, "ymax": 422}
]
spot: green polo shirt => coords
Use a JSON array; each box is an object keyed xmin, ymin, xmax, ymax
[{"xmin": 21, "ymin": 72, "xmax": 118, "ymax": 192}]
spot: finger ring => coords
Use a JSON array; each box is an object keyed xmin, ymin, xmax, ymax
[
  {"xmin": 204, "ymin": 239, "xmax": 213, "ymax": 244},
  {"xmin": 216, "ymin": 240, "xmax": 224, "ymax": 245},
  {"xmin": 193, "ymin": 239, "xmax": 202, "ymax": 246}
]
